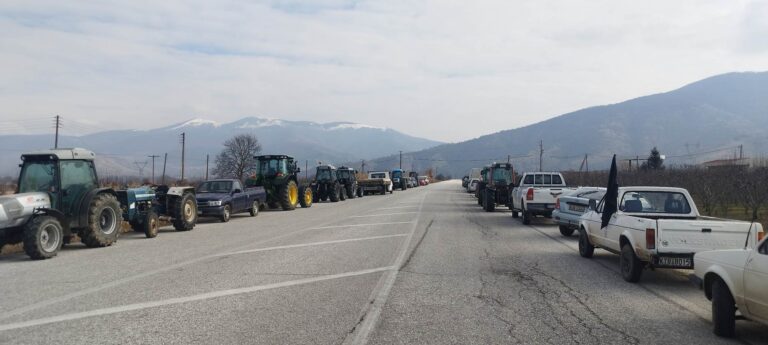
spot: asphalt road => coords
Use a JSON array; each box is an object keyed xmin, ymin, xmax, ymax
[{"xmin": 0, "ymin": 180, "xmax": 766, "ymax": 345}]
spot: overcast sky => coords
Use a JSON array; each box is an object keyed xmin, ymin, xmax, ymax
[{"xmin": 1, "ymin": 0, "xmax": 767, "ymax": 142}]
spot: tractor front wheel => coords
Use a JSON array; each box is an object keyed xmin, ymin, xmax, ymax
[
  {"xmin": 23, "ymin": 216, "xmax": 63, "ymax": 259},
  {"xmin": 81, "ymin": 193, "xmax": 121, "ymax": 247},
  {"xmin": 330, "ymin": 184, "xmax": 340, "ymax": 202},
  {"xmin": 143, "ymin": 211, "xmax": 159, "ymax": 238},
  {"xmin": 299, "ymin": 186, "xmax": 313, "ymax": 208}
]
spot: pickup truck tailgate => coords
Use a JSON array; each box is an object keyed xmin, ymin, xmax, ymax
[
  {"xmin": 657, "ymin": 219, "xmax": 757, "ymax": 253},
  {"xmin": 532, "ymin": 188, "xmax": 566, "ymax": 204}
]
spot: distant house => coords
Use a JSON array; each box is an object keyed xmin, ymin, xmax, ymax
[{"xmin": 701, "ymin": 158, "xmax": 751, "ymax": 169}]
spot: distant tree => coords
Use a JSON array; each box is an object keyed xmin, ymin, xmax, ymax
[
  {"xmin": 213, "ymin": 134, "xmax": 262, "ymax": 181},
  {"xmin": 642, "ymin": 147, "xmax": 665, "ymax": 170}
]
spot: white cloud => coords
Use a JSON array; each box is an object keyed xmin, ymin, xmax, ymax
[{"xmin": 0, "ymin": 0, "xmax": 767, "ymax": 142}]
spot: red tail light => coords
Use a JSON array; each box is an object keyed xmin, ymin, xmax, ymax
[
  {"xmin": 526, "ymin": 188, "xmax": 534, "ymax": 201},
  {"xmin": 646, "ymin": 228, "xmax": 656, "ymax": 249},
  {"xmin": 276, "ymin": 172, "xmax": 284, "ymax": 177},
  {"xmin": 555, "ymin": 198, "xmax": 560, "ymax": 210}
]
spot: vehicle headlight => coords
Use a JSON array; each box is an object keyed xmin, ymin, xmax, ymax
[{"xmin": 208, "ymin": 200, "xmax": 222, "ymax": 206}]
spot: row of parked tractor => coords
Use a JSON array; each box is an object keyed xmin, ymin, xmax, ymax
[
  {"xmin": 0, "ymin": 148, "xmax": 428, "ymax": 261},
  {"xmin": 461, "ymin": 161, "xmax": 767, "ymax": 338}
]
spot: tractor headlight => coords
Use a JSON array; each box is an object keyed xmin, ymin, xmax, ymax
[{"xmin": 207, "ymin": 200, "xmax": 222, "ymax": 206}]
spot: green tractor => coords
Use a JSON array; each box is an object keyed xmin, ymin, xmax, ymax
[
  {"xmin": 337, "ymin": 166, "xmax": 362, "ymax": 199},
  {"xmin": 481, "ymin": 163, "xmax": 514, "ymax": 212},
  {"xmin": 311, "ymin": 165, "xmax": 344, "ymax": 203},
  {"xmin": 247, "ymin": 155, "xmax": 312, "ymax": 210}
]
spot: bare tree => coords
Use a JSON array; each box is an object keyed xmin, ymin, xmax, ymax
[{"xmin": 212, "ymin": 134, "xmax": 262, "ymax": 181}]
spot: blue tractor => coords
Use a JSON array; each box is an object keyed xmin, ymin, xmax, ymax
[
  {"xmin": 116, "ymin": 185, "xmax": 197, "ymax": 238},
  {"xmin": 391, "ymin": 168, "xmax": 407, "ymax": 191}
]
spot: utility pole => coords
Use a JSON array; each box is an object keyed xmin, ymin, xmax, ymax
[
  {"xmin": 148, "ymin": 155, "xmax": 159, "ymax": 184},
  {"xmin": 399, "ymin": 151, "xmax": 403, "ymax": 169},
  {"xmin": 539, "ymin": 140, "xmax": 544, "ymax": 171},
  {"xmin": 305, "ymin": 160, "xmax": 308, "ymax": 181},
  {"xmin": 507, "ymin": 154, "xmax": 511, "ymax": 165},
  {"xmin": 53, "ymin": 115, "xmax": 61, "ymax": 149},
  {"xmin": 205, "ymin": 154, "xmax": 209, "ymax": 180},
  {"xmin": 180, "ymin": 132, "xmax": 186, "ymax": 181},
  {"xmin": 161, "ymin": 153, "xmax": 168, "ymax": 184},
  {"xmin": 739, "ymin": 144, "xmax": 743, "ymax": 160},
  {"xmin": 362, "ymin": 160, "xmax": 366, "ymax": 174},
  {"xmin": 585, "ymin": 154, "xmax": 589, "ymax": 173}
]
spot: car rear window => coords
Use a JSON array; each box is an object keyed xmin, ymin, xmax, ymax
[
  {"xmin": 552, "ymin": 175, "xmax": 563, "ymax": 185},
  {"xmin": 523, "ymin": 175, "xmax": 534, "ymax": 184}
]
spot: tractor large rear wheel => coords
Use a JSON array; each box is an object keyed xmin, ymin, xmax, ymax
[
  {"xmin": 171, "ymin": 193, "xmax": 197, "ymax": 231},
  {"xmin": 299, "ymin": 186, "xmax": 313, "ymax": 208},
  {"xmin": 23, "ymin": 216, "xmax": 63, "ymax": 259},
  {"xmin": 330, "ymin": 184, "xmax": 340, "ymax": 202},
  {"xmin": 347, "ymin": 185, "xmax": 356, "ymax": 199},
  {"xmin": 339, "ymin": 185, "xmax": 346, "ymax": 201},
  {"xmin": 81, "ymin": 193, "xmax": 121, "ymax": 248},
  {"xmin": 280, "ymin": 180, "xmax": 299, "ymax": 210}
]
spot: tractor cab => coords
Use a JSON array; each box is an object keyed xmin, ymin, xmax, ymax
[
  {"xmin": 249, "ymin": 155, "xmax": 311, "ymax": 210},
  {"xmin": 337, "ymin": 167, "xmax": 357, "ymax": 182},
  {"xmin": 488, "ymin": 163, "xmax": 514, "ymax": 187},
  {"xmin": 18, "ymin": 148, "xmax": 100, "ymax": 223},
  {"xmin": 314, "ymin": 165, "xmax": 338, "ymax": 183}
]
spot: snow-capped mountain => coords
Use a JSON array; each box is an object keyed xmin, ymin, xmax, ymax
[{"xmin": 0, "ymin": 117, "xmax": 442, "ymax": 178}]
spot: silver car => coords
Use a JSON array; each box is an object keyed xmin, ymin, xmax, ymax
[{"xmin": 552, "ymin": 187, "xmax": 605, "ymax": 236}]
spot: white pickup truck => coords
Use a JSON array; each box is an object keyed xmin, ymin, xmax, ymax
[
  {"xmin": 511, "ymin": 172, "xmax": 573, "ymax": 225},
  {"xmin": 692, "ymin": 235, "xmax": 767, "ymax": 337},
  {"xmin": 579, "ymin": 186, "xmax": 764, "ymax": 283}
]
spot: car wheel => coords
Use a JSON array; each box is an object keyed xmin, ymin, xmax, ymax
[
  {"xmin": 578, "ymin": 228, "xmax": 594, "ymax": 258},
  {"xmin": 559, "ymin": 225, "xmax": 575, "ymax": 237},
  {"xmin": 620, "ymin": 243, "xmax": 643, "ymax": 283},
  {"xmin": 712, "ymin": 278, "xmax": 736, "ymax": 337},
  {"xmin": 220, "ymin": 205, "xmax": 231, "ymax": 222}
]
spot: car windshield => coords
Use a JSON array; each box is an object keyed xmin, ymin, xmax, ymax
[
  {"xmin": 256, "ymin": 158, "xmax": 288, "ymax": 176},
  {"xmin": 317, "ymin": 168, "xmax": 332, "ymax": 180},
  {"xmin": 198, "ymin": 181, "xmax": 233, "ymax": 193},
  {"xmin": 18, "ymin": 161, "xmax": 56, "ymax": 193},
  {"xmin": 620, "ymin": 191, "xmax": 692, "ymax": 214}
]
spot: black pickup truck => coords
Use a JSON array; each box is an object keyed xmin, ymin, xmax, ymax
[{"xmin": 195, "ymin": 179, "xmax": 267, "ymax": 222}]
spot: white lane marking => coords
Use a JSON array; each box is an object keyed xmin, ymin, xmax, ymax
[
  {"xmin": 0, "ymin": 189, "xmax": 409, "ymax": 321},
  {"xmin": 309, "ymin": 221, "xmax": 415, "ymax": 230},
  {"xmin": 219, "ymin": 234, "xmax": 408, "ymax": 257},
  {"xmin": 346, "ymin": 194, "xmax": 427, "ymax": 345},
  {"xmin": 349, "ymin": 212, "xmax": 418, "ymax": 218},
  {"xmin": 377, "ymin": 206, "xmax": 419, "ymax": 210},
  {"xmin": 0, "ymin": 266, "xmax": 395, "ymax": 332}
]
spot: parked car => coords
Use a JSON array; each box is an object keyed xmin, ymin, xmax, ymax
[
  {"xmin": 467, "ymin": 178, "xmax": 480, "ymax": 193},
  {"xmin": 579, "ymin": 186, "xmax": 764, "ymax": 282},
  {"xmin": 552, "ymin": 187, "xmax": 605, "ymax": 236},
  {"xmin": 407, "ymin": 177, "xmax": 417, "ymax": 188},
  {"xmin": 511, "ymin": 172, "xmax": 573, "ymax": 224},
  {"xmin": 418, "ymin": 176, "xmax": 429, "ymax": 186},
  {"xmin": 462, "ymin": 175, "xmax": 470, "ymax": 188},
  {"xmin": 692, "ymin": 233, "xmax": 767, "ymax": 337},
  {"xmin": 196, "ymin": 179, "xmax": 266, "ymax": 222},
  {"xmin": 359, "ymin": 171, "xmax": 393, "ymax": 195}
]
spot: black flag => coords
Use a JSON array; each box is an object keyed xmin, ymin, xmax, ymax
[{"xmin": 601, "ymin": 155, "xmax": 619, "ymax": 228}]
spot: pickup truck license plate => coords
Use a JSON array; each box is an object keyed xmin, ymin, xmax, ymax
[{"xmin": 656, "ymin": 256, "xmax": 692, "ymax": 268}]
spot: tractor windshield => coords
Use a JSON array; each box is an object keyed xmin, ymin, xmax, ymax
[
  {"xmin": 257, "ymin": 158, "xmax": 288, "ymax": 177},
  {"xmin": 316, "ymin": 168, "xmax": 332, "ymax": 180},
  {"xmin": 337, "ymin": 170, "xmax": 350, "ymax": 179},
  {"xmin": 492, "ymin": 168, "xmax": 512, "ymax": 184},
  {"xmin": 18, "ymin": 161, "xmax": 57, "ymax": 193},
  {"xmin": 392, "ymin": 171, "xmax": 402, "ymax": 179}
]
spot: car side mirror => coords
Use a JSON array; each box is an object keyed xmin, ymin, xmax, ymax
[
  {"xmin": 233, "ymin": 189, "xmax": 242, "ymax": 194},
  {"xmin": 589, "ymin": 199, "xmax": 597, "ymax": 211}
]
